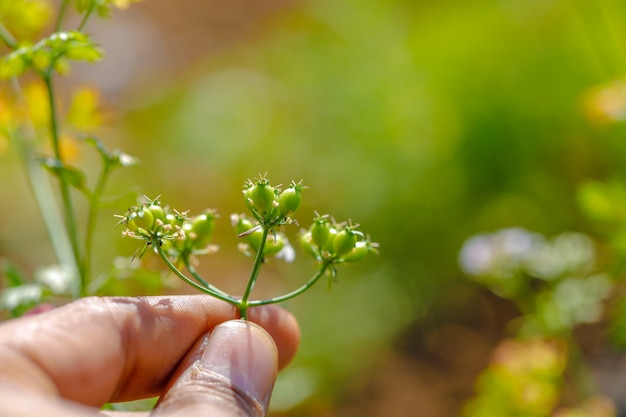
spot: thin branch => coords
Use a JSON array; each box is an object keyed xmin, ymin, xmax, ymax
[{"xmin": 0, "ymin": 22, "xmax": 18, "ymax": 50}]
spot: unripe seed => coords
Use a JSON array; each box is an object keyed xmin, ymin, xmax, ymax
[
  {"xmin": 342, "ymin": 241, "xmax": 369, "ymax": 262},
  {"xmin": 333, "ymin": 228, "xmax": 357, "ymax": 257},
  {"xmin": 190, "ymin": 211, "xmax": 216, "ymax": 248},
  {"xmin": 245, "ymin": 228, "xmax": 265, "ymax": 251},
  {"xmin": 279, "ymin": 187, "xmax": 302, "ymax": 216},
  {"xmin": 299, "ymin": 231, "xmax": 320, "ymax": 259},
  {"xmin": 263, "ymin": 233, "xmax": 285, "ymax": 256},
  {"xmin": 235, "ymin": 215, "xmax": 258, "ymax": 237},
  {"xmin": 248, "ymin": 182, "xmax": 275, "ymax": 214},
  {"xmin": 311, "ymin": 217, "xmax": 331, "ymax": 247},
  {"xmin": 323, "ymin": 227, "xmax": 338, "ymax": 252},
  {"xmin": 147, "ymin": 204, "xmax": 165, "ymax": 225},
  {"xmin": 134, "ymin": 207, "xmax": 154, "ymax": 232}
]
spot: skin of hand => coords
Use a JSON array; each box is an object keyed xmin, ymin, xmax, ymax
[{"xmin": 0, "ymin": 295, "xmax": 301, "ymax": 417}]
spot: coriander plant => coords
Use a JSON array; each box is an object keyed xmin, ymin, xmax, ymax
[{"xmin": 117, "ymin": 175, "xmax": 378, "ymax": 319}]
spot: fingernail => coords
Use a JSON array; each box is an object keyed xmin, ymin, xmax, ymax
[{"xmin": 201, "ymin": 320, "xmax": 278, "ymax": 410}]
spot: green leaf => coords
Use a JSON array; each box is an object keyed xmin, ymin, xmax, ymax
[
  {"xmin": 81, "ymin": 135, "xmax": 111, "ymax": 159},
  {"xmin": 81, "ymin": 136, "xmax": 139, "ymax": 168},
  {"xmin": 39, "ymin": 157, "xmax": 87, "ymax": 191},
  {"xmin": 0, "ymin": 48, "xmax": 30, "ymax": 78},
  {"xmin": 0, "ymin": 31, "xmax": 103, "ymax": 78},
  {"xmin": 65, "ymin": 40, "xmax": 103, "ymax": 62},
  {"xmin": 46, "ymin": 31, "xmax": 103, "ymax": 63},
  {"xmin": 31, "ymin": 48, "xmax": 52, "ymax": 72},
  {"xmin": 53, "ymin": 57, "xmax": 71, "ymax": 75}
]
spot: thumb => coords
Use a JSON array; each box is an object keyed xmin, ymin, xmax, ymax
[{"xmin": 152, "ymin": 320, "xmax": 278, "ymax": 417}]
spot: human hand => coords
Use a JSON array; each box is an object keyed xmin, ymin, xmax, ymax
[{"xmin": 0, "ymin": 295, "xmax": 300, "ymax": 417}]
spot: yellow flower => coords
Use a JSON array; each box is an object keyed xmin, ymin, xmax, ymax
[
  {"xmin": 58, "ymin": 134, "xmax": 80, "ymax": 162},
  {"xmin": 20, "ymin": 81, "xmax": 49, "ymax": 129},
  {"xmin": 66, "ymin": 87, "xmax": 102, "ymax": 131}
]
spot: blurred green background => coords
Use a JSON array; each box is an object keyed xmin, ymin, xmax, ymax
[{"xmin": 3, "ymin": 0, "xmax": 626, "ymax": 415}]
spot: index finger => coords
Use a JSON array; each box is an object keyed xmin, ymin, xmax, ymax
[{"xmin": 0, "ymin": 296, "xmax": 300, "ymax": 407}]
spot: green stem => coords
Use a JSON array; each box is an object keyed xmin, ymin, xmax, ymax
[
  {"xmin": 8, "ymin": 78, "xmax": 77, "ymax": 292},
  {"xmin": 83, "ymin": 163, "xmax": 110, "ymax": 295},
  {"xmin": 77, "ymin": 2, "xmax": 96, "ymax": 32},
  {"xmin": 43, "ymin": 73, "xmax": 85, "ymax": 292},
  {"xmin": 54, "ymin": 0, "xmax": 70, "ymax": 33},
  {"xmin": 156, "ymin": 243, "xmax": 238, "ymax": 305},
  {"xmin": 0, "ymin": 22, "xmax": 18, "ymax": 50},
  {"xmin": 249, "ymin": 261, "xmax": 332, "ymax": 307},
  {"xmin": 239, "ymin": 227, "xmax": 269, "ymax": 319},
  {"xmin": 12, "ymin": 136, "xmax": 76, "ymax": 270}
]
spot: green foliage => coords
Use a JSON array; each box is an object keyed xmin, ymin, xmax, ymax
[
  {"xmin": 0, "ymin": 31, "xmax": 102, "ymax": 78},
  {"xmin": 0, "ymin": 0, "xmax": 140, "ymax": 315},
  {"xmin": 39, "ymin": 157, "xmax": 87, "ymax": 191}
]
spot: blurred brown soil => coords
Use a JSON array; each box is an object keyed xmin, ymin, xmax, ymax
[{"xmin": 320, "ymin": 292, "xmax": 515, "ymax": 417}]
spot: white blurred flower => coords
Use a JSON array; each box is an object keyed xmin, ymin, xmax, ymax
[
  {"xmin": 527, "ymin": 233, "xmax": 594, "ymax": 279},
  {"xmin": 459, "ymin": 234, "xmax": 495, "ymax": 276},
  {"xmin": 459, "ymin": 227, "xmax": 539, "ymax": 276},
  {"xmin": 0, "ymin": 284, "xmax": 43, "ymax": 310},
  {"xmin": 275, "ymin": 239, "xmax": 296, "ymax": 263},
  {"xmin": 35, "ymin": 265, "xmax": 77, "ymax": 294},
  {"xmin": 459, "ymin": 228, "xmax": 596, "ymax": 281}
]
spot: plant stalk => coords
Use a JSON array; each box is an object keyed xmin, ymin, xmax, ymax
[
  {"xmin": 0, "ymin": 22, "xmax": 18, "ymax": 50},
  {"xmin": 43, "ymin": 73, "xmax": 85, "ymax": 292},
  {"xmin": 54, "ymin": 0, "xmax": 70, "ymax": 33},
  {"xmin": 77, "ymin": 2, "xmax": 96, "ymax": 32},
  {"xmin": 83, "ymin": 162, "xmax": 111, "ymax": 295},
  {"xmin": 238, "ymin": 227, "xmax": 269, "ymax": 319}
]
